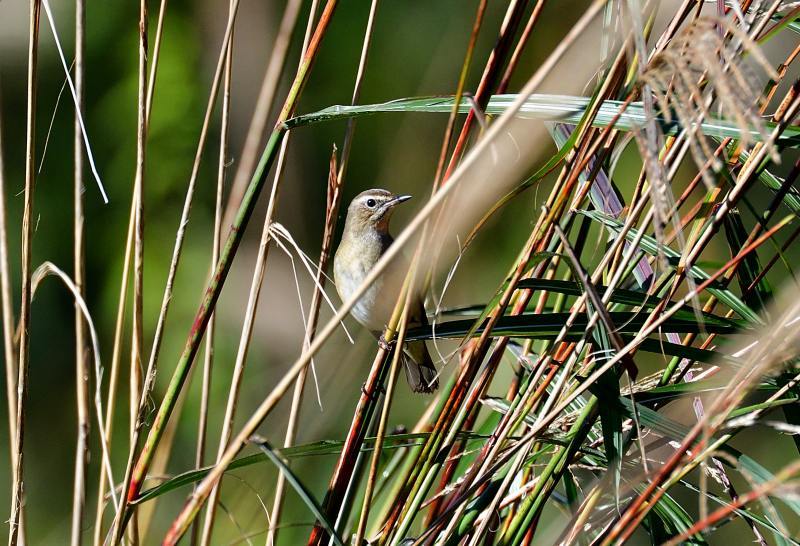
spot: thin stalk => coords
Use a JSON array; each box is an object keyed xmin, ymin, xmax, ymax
[
  {"xmin": 91, "ymin": 200, "xmax": 134, "ymax": 546},
  {"xmin": 195, "ymin": 2, "xmax": 233, "ymax": 516},
  {"xmin": 266, "ymin": 144, "xmax": 343, "ymax": 546},
  {"xmin": 273, "ymin": 1, "xmax": 380, "ymax": 543},
  {"xmin": 112, "ymin": 0, "xmax": 246, "ymax": 539},
  {"xmin": 497, "ymin": 0, "xmax": 547, "ymax": 93},
  {"xmin": 328, "ymin": 341, "xmax": 393, "ymax": 546},
  {"xmin": 440, "ymin": 0, "xmax": 529, "ymax": 183},
  {"xmin": 191, "ymin": 3, "xmax": 234, "ymax": 545},
  {"xmin": 336, "ymin": 354, "xmax": 400, "ymax": 544},
  {"xmin": 0, "ymin": 85, "xmax": 19, "ymax": 544},
  {"xmin": 135, "ymin": 0, "xmax": 244, "ymax": 441},
  {"xmin": 747, "ymin": 223, "xmax": 800, "ymax": 292},
  {"xmin": 144, "ymin": 0, "xmax": 168, "ymax": 120},
  {"xmin": 92, "ymin": 0, "xmax": 173, "ymax": 535},
  {"xmin": 118, "ymin": 3, "xmax": 342, "ymax": 542},
  {"xmin": 8, "ymin": 2, "xmax": 40, "ymax": 544},
  {"xmin": 125, "ymin": 1, "xmax": 149, "ymax": 543},
  {"xmin": 432, "ymin": 0, "xmax": 488, "ymax": 189},
  {"xmin": 354, "ymin": 267, "xmax": 417, "ymax": 545},
  {"xmin": 200, "ymin": 3, "xmax": 321, "ymax": 544},
  {"xmin": 335, "ymin": 0, "xmax": 378, "ymax": 178},
  {"xmin": 222, "ymin": 0, "xmax": 304, "ymax": 229},
  {"xmin": 71, "ymin": 0, "xmax": 89, "ymax": 543}
]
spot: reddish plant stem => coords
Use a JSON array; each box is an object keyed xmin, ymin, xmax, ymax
[
  {"xmin": 432, "ymin": 0, "xmax": 488, "ymax": 189},
  {"xmin": 306, "ymin": 348, "xmax": 391, "ymax": 546},
  {"xmin": 497, "ymin": 0, "xmax": 547, "ymax": 93},
  {"xmin": 440, "ymin": 0, "xmax": 529, "ymax": 184}
]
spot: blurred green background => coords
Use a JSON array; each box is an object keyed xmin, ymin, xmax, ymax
[{"xmin": 0, "ymin": 0, "xmax": 798, "ymax": 543}]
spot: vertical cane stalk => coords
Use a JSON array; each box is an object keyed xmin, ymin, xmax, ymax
[
  {"xmin": 70, "ymin": 0, "xmax": 90, "ymax": 543},
  {"xmin": 8, "ymin": 2, "xmax": 41, "ymax": 544}
]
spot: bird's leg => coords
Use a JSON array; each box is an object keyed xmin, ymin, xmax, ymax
[{"xmin": 361, "ymin": 382, "xmax": 386, "ymax": 399}]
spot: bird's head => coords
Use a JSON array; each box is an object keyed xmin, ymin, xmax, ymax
[{"xmin": 344, "ymin": 188, "xmax": 412, "ymax": 234}]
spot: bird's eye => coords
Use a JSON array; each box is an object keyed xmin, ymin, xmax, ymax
[{"xmin": 366, "ymin": 198, "xmax": 377, "ymax": 208}]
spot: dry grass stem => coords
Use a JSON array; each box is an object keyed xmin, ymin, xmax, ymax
[{"xmin": 9, "ymin": 2, "xmax": 41, "ymax": 543}]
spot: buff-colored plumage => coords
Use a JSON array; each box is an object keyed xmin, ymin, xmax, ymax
[{"xmin": 334, "ymin": 189, "xmax": 438, "ymax": 393}]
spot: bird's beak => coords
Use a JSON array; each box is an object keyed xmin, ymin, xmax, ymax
[{"xmin": 387, "ymin": 194, "xmax": 412, "ymax": 207}]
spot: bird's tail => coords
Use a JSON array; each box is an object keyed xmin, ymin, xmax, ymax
[{"xmin": 401, "ymin": 340, "xmax": 438, "ymax": 393}]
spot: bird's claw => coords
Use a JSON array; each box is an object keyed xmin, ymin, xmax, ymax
[{"xmin": 378, "ymin": 334, "xmax": 395, "ymax": 352}]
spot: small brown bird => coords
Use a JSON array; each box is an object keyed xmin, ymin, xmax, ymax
[{"xmin": 334, "ymin": 189, "xmax": 439, "ymax": 393}]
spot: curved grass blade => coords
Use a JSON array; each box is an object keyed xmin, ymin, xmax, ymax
[
  {"xmin": 132, "ymin": 432, "xmax": 483, "ymax": 504},
  {"xmin": 284, "ymin": 94, "xmax": 800, "ymax": 146},
  {"xmin": 251, "ymin": 436, "xmax": 345, "ymax": 546}
]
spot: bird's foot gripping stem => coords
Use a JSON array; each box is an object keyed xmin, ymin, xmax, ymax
[{"xmin": 378, "ymin": 334, "xmax": 395, "ymax": 352}]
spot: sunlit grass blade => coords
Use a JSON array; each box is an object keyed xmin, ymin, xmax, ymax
[{"xmin": 285, "ymin": 94, "xmax": 800, "ymax": 146}]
